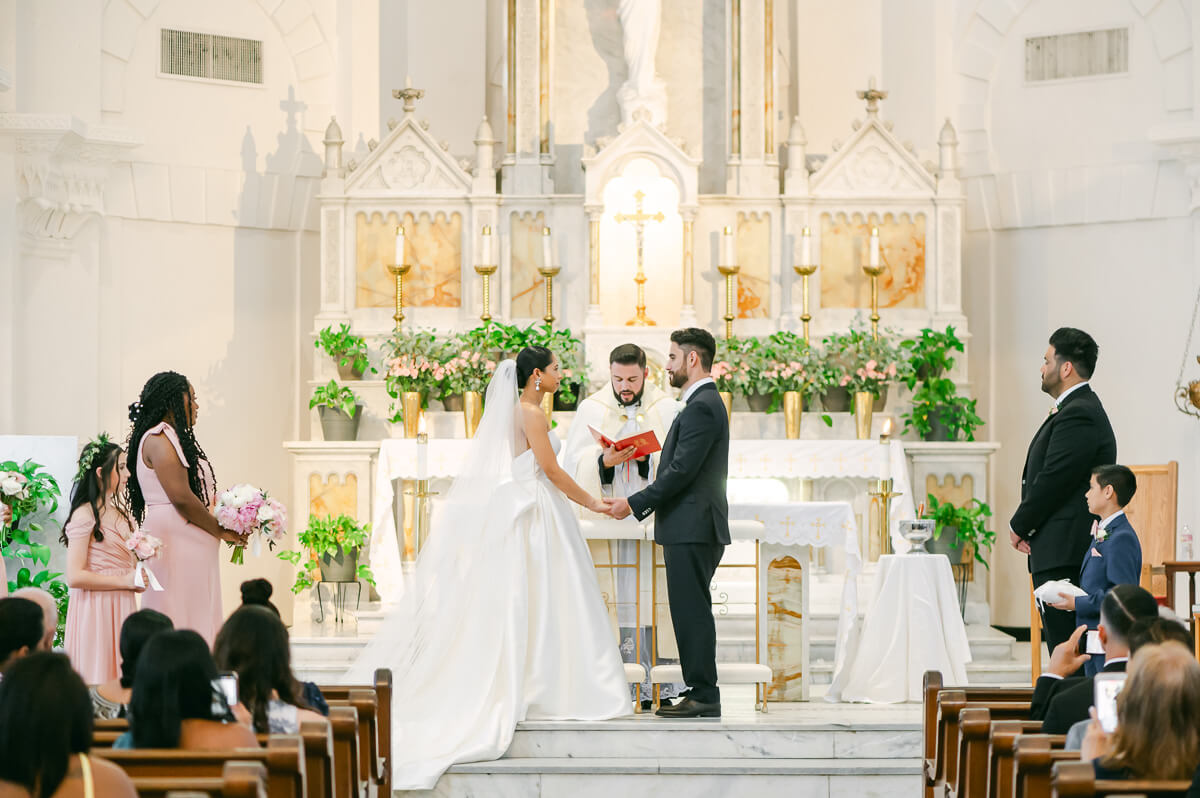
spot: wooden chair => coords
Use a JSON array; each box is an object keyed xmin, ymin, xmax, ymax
[
  {"xmin": 320, "ymin": 667, "xmax": 391, "ymax": 796},
  {"xmin": 128, "ymin": 760, "xmax": 268, "ymax": 798},
  {"xmin": 1051, "ymin": 760, "xmax": 1192, "ymax": 797},
  {"xmin": 1126, "ymin": 462, "xmax": 1178, "ymax": 597},
  {"xmin": 95, "ymin": 735, "xmax": 305, "ymax": 798}
]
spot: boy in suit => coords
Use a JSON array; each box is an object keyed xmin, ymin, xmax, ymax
[{"xmin": 1049, "ymin": 465, "xmax": 1142, "ymax": 675}]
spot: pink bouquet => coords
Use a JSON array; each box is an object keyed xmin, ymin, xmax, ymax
[
  {"xmin": 124, "ymin": 530, "xmax": 164, "ymax": 591},
  {"xmin": 215, "ymin": 483, "xmax": 288, "ymax": 564}
]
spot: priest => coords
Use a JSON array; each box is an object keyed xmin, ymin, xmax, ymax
[{"xmin": 561, "ymin": 342, "xmax": 682, "ymax": 707}]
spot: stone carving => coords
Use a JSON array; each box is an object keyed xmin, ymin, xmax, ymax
[
  {"xmin": 617, "ymin": 0, "xmax": 667, "ymax": 128},
  {"xmin": 384, "ymin": 145, "xmax": 432, "ymax": 190}
]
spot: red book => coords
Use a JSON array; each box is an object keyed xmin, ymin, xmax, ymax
[{"xmin": 588, "ymin": 426, "xmax": 662, "ymax": 458}]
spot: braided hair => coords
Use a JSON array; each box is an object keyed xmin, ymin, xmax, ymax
[{"xmin": 125, "ymin": 372, "xmax": 215, "ymax": 524}]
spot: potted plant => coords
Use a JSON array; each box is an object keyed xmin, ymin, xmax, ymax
[
  {"xmin": 821, "ymin": 324, "xmax": 908, "ymax": 413},
  {"xmin": 0, "ymin": 459, "xmax": 68, "ymax": 644},
  {"xmin": 738, "ymin": 337, "xmax": 777, "ymax": 412},
  {"xmin": 922, "ymin": 494, "xmax": 996, "ymax": 567},
  {"xmin": 439, "ymin": 334, "xmax": 498, "ymax": 436},
  {"xmin": 314, "ymin": 323, "xmax": 375, "ymax": 380},
  {"xmin": 310, "ymin": 380, "xmax": 362, "ymax": 441},
  {"xmin": 384, "ymin": 329, "xmax": 442, "ymax": 432},
  {"xmin": 712, "ymin": 336, "xmax": 751, "ymax": 416},
  {"xmin": 277, "ymin": 514, "xmax": 376, "ymax": 593},
  {"xmin": 525, "ymin": 323, "xmax": 588, "ymax": 409},
  {"xmin": 901, "ymin": 326, "xmax": 985, "ymax": 441}
]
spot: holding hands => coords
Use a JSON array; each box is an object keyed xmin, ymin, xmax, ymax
[{"xmin": 586, "ymin": 496, "xmax": 633, "ymax": 520}]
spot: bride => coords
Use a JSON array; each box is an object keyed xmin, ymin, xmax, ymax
[{"xmin": 343, "ymin": 346, "xmax": 632, "ymax": 789}]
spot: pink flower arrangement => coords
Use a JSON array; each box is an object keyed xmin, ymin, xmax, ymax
[
  {"xmin": 125, "ymin": 530, "xmax": 163, "ymax": 561},
  {"xmin": 215, "ymin": 483, "xmax": 288, "ymax": 564}
]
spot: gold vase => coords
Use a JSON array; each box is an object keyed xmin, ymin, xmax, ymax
[
  {"xmin": 463, "ymin": 391, "xmax": 483, "ymax": 438},
  {"xmin": 783, "ymin": 391, "xmax": 802, "ymax": 439},
  {"xmin": 402, "ymin": 391, "xmax": 422, "ymax": 438},
  {"xmin": 854, "ymin": 391, "xmax": 874, "ymax": 440},
  {"xmin": 540, "ymin": 392, "xmax": 554, "ymax": 423},
  {"xmin": 718, "ymin": 391, "xmax": 733, "ymax": 420}
]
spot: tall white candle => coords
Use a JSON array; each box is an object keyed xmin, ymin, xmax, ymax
[
  {"xmin": 723, "ymin": 226, "xmax": 736, "ymax": 267},
  {"xmin": 395, "ymin": 225, "xmax": 405, "ymax": 266},
  {"xmin": 542, "ymin": 226, "xmax": 553, "ymax": 268},
  {"xmin": 416, "ymin": 415, "xmax": 429, "ymax": 481},
  {"xmin": 869, "ymin": 226, "xmax": 880, "ymax": 267},
  {"xmin": 480, "ymin": 225, "xmax": 493, "ymax": 266},
  {"xmin": 879, "ymin": 417, "xmax": 894, "ymax": 482},
  {"xmin": 800, "ymin": 226, "xmax": 811, "ymax": 266}
]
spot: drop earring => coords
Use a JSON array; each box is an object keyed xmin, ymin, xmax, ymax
[{"xmin": 535, "ymin": 376, "xmax": 542, "ymax": 391}]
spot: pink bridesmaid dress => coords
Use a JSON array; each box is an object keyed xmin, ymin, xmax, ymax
[
  {"xmin": 63, "ymin": 513, "xmax": 137, "ymax": 684},
  {"xmin": 137, "ymin": 421, "xmax": 223, "ymax": 644}
]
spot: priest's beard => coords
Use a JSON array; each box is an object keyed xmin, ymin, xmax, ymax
[{"xmin": 613, "ymin": 386, "xmax": 644, "ymax": 407}]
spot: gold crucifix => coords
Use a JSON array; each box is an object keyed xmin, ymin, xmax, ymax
[{"xmin": 614, "ymin": 190, "xmax": 664, "ymax": 326}]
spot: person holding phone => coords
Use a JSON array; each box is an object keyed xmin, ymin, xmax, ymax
[
  {"xmin": 1049, "ymin": 465, "xmax": 1143, "ymax": 676},
  {"xmin": 1081, "ymin": 641, "xmax": 1200, "ymax": 780}
]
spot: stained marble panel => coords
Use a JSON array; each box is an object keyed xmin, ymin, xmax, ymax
[
  {"xmin": 355, "ymin": 210, "xmax": 462, "ymax": 308},
  {"xmin": 766, "ymin": 553, "xmax": 804, "ymax": 701},
  {"xmin": 819, "ymin": 212, "xmax": 926, "ymax": 310},
  {"xmin": 736, "ymin": 212, "xmax": 771, "ymax": 318},
  {"xmin": 308, "ymin": 472, "xmax": 357, "ymax": 519},
  {"xmin": 510, "ymin": 211, "xmax": 546, "ymax": 318}
]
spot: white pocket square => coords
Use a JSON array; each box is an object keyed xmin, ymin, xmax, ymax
[{"xmin": 1090, "ymin": 548, "xmax": 1102, "ymax": 557}]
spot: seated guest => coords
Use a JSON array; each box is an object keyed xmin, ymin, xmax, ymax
[
  {"xmin": 88, "ymin": 609, "xmax": 173, "ymax": 719},
  {"xmin": 1034, "ymin": 584, "xmax": 1158, "ymax": 734},
  {"xmin": 0, "ymin": 652, "xmax": 137, "ymax": 797},
  {"xmin": 1049, "ymin": 465, "xmax": 1142, "ymax": 675},
  {"xmin": 235, "ymin": 580, "xmax": 328, "ymax": 716},
  {"xmin": 11, "ymin": 587, "xmax": 59, "ymax": 651},
  {"xmin": 119, "ymin": 630, "xmax": 257, "ymax": 750},
  {"xmin": 1082, "ymin": 642, "xmax": 1200, "ymax": 780},
  {"xmin": 0, "ymin": 597, "xmax": 44, "ymax": 675},
  {"xmin": 213, "ymin": 606, "xmax": 327, "ymax": 733}
]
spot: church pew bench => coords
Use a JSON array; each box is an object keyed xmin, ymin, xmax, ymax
[
  {"xmin": 319, "ymin": 668, "xmax": 391, "ymax": 795},
  {"xmin": 950, "ymin": 710, "xmax": 1047, "ymax": 798},
  {"xmin": 923, "ymin": 671, "xmax": 1035, "ymax": 798},
  {"xmin": 129, "ymin": 760, "xmax": 268, "ymax": 798},
  {"xmin": 989, "ymin": 720, "xmax": 1049, "ymax": 798},
  {"xmin": 327, "ymin": 705, "xmax": 365, "ymax": 798},
  {"xmin": 90, "ymin": 720, "xmax": 334, "ymax": 798},
  {"xmin": 934, "ymin": 690, "xmax": 1035, "ymax": 798},
  {"xmin": 326, "ymin": 691, "xmax": 378, "ymax": 798},
  {"xmin": 94, "ymin": 735, "xmax": 305, "ymax": 798},
  {"xmin": 1013, "ymin": 735, "xmax": 1076, "ymax": 798},
  {"xmin": 1051, "ymin": 761, "xmax": 1192, "ymax": 797}
]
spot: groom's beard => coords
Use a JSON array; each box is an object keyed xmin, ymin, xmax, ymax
[
  {"xmin": 668, "ymin": 369, "xmax": 687, "ymax": 389},
  {"xmin": 613, "ymin": 386, "xmax": 644, "ymax": 407}
]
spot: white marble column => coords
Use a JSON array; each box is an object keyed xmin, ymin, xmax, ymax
[
  {"xmin": 584, "ymin": 205, "xmax": 604, "ymax": 329},
  {"xmin": 726, "ymin": 0, "xmax": 779, "ymax": 196},
  {"xmin": 501, "ymin": 0, "xmax": 554, "ymax": 194}
]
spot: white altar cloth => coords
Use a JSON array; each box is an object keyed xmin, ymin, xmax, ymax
[
  {"xmin": 831, "ymin": 553, "xmax": 971, "ymax": 703},
  {"xmin": 368, "ymin": 439, "xmax": 912, "ymax": 605}
]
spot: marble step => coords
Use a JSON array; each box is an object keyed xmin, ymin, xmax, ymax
[
  {"xmin": 402, "ymin": 758, "xmax": 920, "ymax": 798},
  {"xmin": 808, "ymin": 625, "xmax": 1017, "ymax": 664},
  {"xmin": 805, "ymin": 659, "xmax": 1031, "ymax": 686}
]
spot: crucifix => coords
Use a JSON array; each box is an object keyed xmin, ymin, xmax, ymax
[{"xmin": 613, "ymin": 190, "xmax": 664, "ymax": 326}]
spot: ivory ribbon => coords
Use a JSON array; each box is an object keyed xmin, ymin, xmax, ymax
[{"xmin": 135, "ymin": 561, "xmax": 164, "ymax": 591}]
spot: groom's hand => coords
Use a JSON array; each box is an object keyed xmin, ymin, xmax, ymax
[{"xmin": 608, "ymin": 497, "xmax": 631, "ymax": 520}]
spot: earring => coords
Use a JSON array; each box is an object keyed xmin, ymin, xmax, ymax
[{"xmin": 535, "ymin": 377, "xmax": 542, "ymax": 390}]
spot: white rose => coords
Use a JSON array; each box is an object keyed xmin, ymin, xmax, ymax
[
  {"xmin": 256, "ymin": 504, "xmax": 275, "ymax": 523},
  {"xmin": 0, "ymin": 478, "xmax": 20, "ymax": 495}
]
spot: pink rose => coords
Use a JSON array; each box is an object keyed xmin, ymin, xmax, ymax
[
  {"xmin": 887, "ymin": 363, "xmax": 897, "ymax": 377},
  {"xmin": 865, "ymin": 359, "xmax": 877, "ymax": 371}
]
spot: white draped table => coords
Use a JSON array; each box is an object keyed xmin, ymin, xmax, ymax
[{"xmin": 831, "ymin": 553, "xmax": 971, "ymax": 703}]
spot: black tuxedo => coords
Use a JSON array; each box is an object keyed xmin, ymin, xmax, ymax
[
  {"xmin": 1031, "ymin": 659, "xmax": 1127, "ymax": 735},
  {"xmin": 1011, "ymin": 384, "xmax": 1116, "ymax": 651},
  {"xmin": 628, "ymin": 380, "xmax": 729, "ymax": 703}
]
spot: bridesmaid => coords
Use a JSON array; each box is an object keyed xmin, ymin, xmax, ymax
[
  {"xmin": 125, "ymin": 372, "xmax": 244, "ymax": 644},
  {"xmin": 62, "ymin": 435, "xmax": 144, "ymax": 683}
]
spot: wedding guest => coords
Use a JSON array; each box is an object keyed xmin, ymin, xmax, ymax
[
  {"xmin": 118, "ymin": 630, "xmax": 257, "ymax": 750},
  {"xmin": 126, "ymin": 371, "xmax": 245, "ymax": 644},
  {"xmin": 1082, "ymin": 642, "xmax": 1200, "ymax": 780},
  {"xmin": 60, "ymin": 435, "xmax": 143, "ymax": 684},
  {"xmin": 236, "ymin": 579, "xmax": 328, "ymax": 715},
  {"xmin": 213, "ymin": 606, "xmax": 327, "ymax": 733},
  {"xmin": 1050, "ymin": 465, "xmax": 1142, "ymax": 675},
  {"xmin": 87, "ymin": 609, "xmax": 173, "ymax": 719},
  {"xmin": 12, "ymin": 587, "xmax": 59, "ymax": 652},
  {"xmin": 0, "ymin": 652, "xmax": 137, "ymax": 797},
  {"xmin": 0, "ymin": 596, "xmax": 44, "ymax": 674}
]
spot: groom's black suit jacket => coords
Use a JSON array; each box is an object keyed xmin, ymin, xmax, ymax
[
  {"xmin": 628, "ymin": 381, "xmax": 730, "ymax": 545},
  {"xmin": 1011, "ymin": 384, "xmax": 1116, "ymax": 575}
]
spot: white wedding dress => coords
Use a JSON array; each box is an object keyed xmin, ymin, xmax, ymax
[{"xmin": 342, "ymin": 361, "xmax": 630, "ymax": 790}]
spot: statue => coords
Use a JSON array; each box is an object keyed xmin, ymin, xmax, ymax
[{"xmin": 617, "ymin": 0, "xmax": 667, "ymax": 128}]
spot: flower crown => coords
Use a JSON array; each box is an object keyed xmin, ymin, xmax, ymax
[{"xmin": 75, "ymin": 432, "xmax": 113, "ymax": 485}]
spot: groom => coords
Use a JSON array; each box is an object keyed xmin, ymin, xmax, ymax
[{"xmin": 609, "ymin": 328, "xmax": 730, "ymax": 718}]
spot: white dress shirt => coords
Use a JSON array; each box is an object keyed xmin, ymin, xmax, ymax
[
  {"xmin": 681, "ymin": 377, "xmax": 715, "ymax": 404},
  {"xmin": 1056, "ymin": 381, "xmax": 1090, "ymax": 406}
]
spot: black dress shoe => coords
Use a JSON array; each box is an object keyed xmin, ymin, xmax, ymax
[{"xmin": 655, "ymin": 697, "xmax": 721, "ymax": 718}]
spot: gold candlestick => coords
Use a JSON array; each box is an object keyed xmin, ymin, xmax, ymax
[
  {"xmin": 387, "ymin": 259, "xmax": 412, "ymax": 331},
  {"xmin": 867, "ymin": 477, "xmax": 901, "ymax": 559},
  {"xmin": 719, "ymin": 264, "xmax": 740, "ymax": 339},
  {"xmin": 862, "ymin": 225, "xmax": 883, "ymax": 340},
  {"xmin": 475, "ymin": 264, "xmax": 498, "ymax": 322},
  {"xmin": 539, "ymin": 263, "xmax": 561, "ymax": 325},
  {"xmin": 793, "ymin": 228, "xmax": 819, "ymax": 344}
]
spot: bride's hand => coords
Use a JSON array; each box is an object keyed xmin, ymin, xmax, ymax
[{"xmin": 588, "ymin": 497, "xmax": 614, "ymax": 516}]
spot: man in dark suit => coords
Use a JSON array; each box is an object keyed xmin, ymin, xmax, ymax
[
  {"xmin": 609, "ymin": 328, "xmax": 730, "ymax": 718},
  {"xmin": 1010, "ymin": 327, "xmax": 1117, "ymax": 653}
]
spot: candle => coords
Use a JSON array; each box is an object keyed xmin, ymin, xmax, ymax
[
  {"xmin": 416, "ymin": 414, "xmax": 429, "ymax": 481},
  {"xmin": 869, "ymin": 226, "xmax": 880, "ymax": 267},
  {"xmin": 879, "ymin": 417, "xmax": 894, "ymax": 482},
  {"xmin": 800, "ymin": 226, "xmax": 811, "ymax": 266},
  {"xmin": 480, "ymin": 225, "xmax": 493, "ymax": 266},
  {"xmin": 722, "ymin": 226, "xmax": 736, "ymax": 267},
  {"xmin": 542, "ymin": 226, "xmax": 553, "ymax": 268},
  {"xmin": 395, "ymin": 224, "xmax": 405, "ymax": 267}
]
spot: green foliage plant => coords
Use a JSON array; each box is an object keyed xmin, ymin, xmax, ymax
[
  {"xmin": 309, "ymin": 380, "xmax": 360, "ymax": 418},
  {"xmin": 277, "ymin": 514, "xmax": 376, "ymax": 593},
  {"xmin": 922, "ymin": 493, "xmax": 996, "ymax": 567},
  {"xmin": 900, "ymin": 326, "xmax": 985, "ymax": 441},
  {"xmin": 314, "ymin": 323, "xmax": 375, "ymax": 376},
  {"xmin": 0, "ymin": 459, "xmax": 67, "ymax": 643}
]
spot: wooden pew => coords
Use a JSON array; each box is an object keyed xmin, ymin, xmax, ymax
[
  {"xmin": 129, "ymin": 760, "xmax": 268, "ymax": 798},
  {"xmin": 1051, "ymin": 761, "xmax": 1192, "ymax": 797},
  {"xmin": 95, "ymin": 735, "xmax": 306, "ymax": 798},
  {"xmin": 326, "ymin": 690, "xmax": 379, "ymax": 798},
  {"xmin": 328, "ymin": 705, "xmax": 364, "ymax": 798},
  {"xmin": 989, "ymin": 720, "xmax": 1047, "ymax": 798},
  {"xmin": 1014, "ymin": 735, "xmax": 1075, "ymax": 798},
  {"xmin": 937, "ymin": 690, "xmax": 1035, "ymax": 798},
  {"xmin": 320, "ymin": 668, "xmax": 391, "ymax": 797}
]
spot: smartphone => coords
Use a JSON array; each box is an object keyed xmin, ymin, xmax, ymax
[
  {"xmin": 214, "ymin": 671, "xmax": 238, "ymax": 709},
  {"xmin": 1093, "ymin": 672, "xmax": 1126, "ymax": 733},
  {"xmin": 1076, "ymin": 630, "xmax": 1103, "ymax": 656}
]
